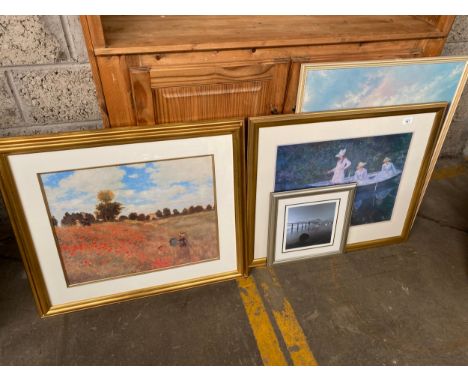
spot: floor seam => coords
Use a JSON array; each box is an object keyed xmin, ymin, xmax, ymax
[{"xmin": 417, "ymin": 214, "xmax": 468, "ymax": 234}]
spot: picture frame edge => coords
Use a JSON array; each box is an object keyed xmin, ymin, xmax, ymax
[
  {"xmin": 0, "ymin": 119, "xmax": 247, "ymax": 317},
  {"xmin": 267, "ymin": 183, "xmax": 357, "ymax": 266},
  {"xmin": 43, "ymin": 269, "xmax": 243, "ymax": 317},
  {"xmin": 295, "ymin": 55, "xmax": 468, "ymax": 115}
]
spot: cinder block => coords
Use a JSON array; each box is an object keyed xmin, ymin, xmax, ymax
[
  {"xmin": 62, "ymin": 16, "xmax": 89, "ymax": 63},
  {"xmin": 442, "ymin": 41, "xmax": 468, "ymax": 57},
  {"xmin": 447, "ymin": 16, "xmax": 468, "ymax": 43},
  {"xmin": 0, "ymin": 73, "xmax": 23, "ymax": 128},
  {"xmin": 0, "ymin": 16, "xmax": 69, "ymax": 66},
  {"xmin": 12, "ymin": 66, "xmax": 101, "ymax": 124},
  {"xmin": 440, "ymin": 120, "xmax": 468, "ymax": 157},
  {"xmin": 0, "ymin": 120, "xmax": 102, "ymax": 137},
  {"xmin": 454, "ymin": 82, "xmax": 468, "ymax": 122}
]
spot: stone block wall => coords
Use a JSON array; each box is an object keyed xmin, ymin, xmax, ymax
[
  {"xmin": 0, "ymin": 16, "xmax": 101, "ymax": 136},
  {"xmin": 0, "ymin": 16, "xmax": 101, "ymax": 233}
]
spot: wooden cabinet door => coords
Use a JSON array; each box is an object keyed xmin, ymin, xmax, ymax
[{"xmin": 129, "ymin": 60, "xmax": 290, "ymax": 125}]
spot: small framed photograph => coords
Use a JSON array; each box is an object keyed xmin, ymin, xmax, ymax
[
  {"xmin": 267, "ymin": 184, "xmax": 356, "ymax": 265},
  {"xmin": 0, "ymin": 120, "xmax": 246, "ymax": 316}
]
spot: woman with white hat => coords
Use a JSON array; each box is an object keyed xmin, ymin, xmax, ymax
[
  {"xmin": 327, "ymin": 148, "xmax": 351, "ymax": 184},
  {"xmin": 380, "ymin": 157, "xmax": 397, "ymax": 178},
  {"xmin": 354, "ymin": 161, "xmax": 368, "ymax": 185}
]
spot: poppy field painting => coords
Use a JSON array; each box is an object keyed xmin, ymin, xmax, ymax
[{"xmin": 39, "ymin": 155, "xmax": 219, "ymax": 286}]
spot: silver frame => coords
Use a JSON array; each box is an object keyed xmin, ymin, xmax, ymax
[{"xmin": 267, "ymin": 183, "xmax": 357, "ymax": 266}]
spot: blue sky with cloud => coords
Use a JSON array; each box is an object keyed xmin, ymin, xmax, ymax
[
  {"xmin": 40, "ymin": 156, "xmax": 215, "ymax": 222},
  {"xmin": 302, "ymin": 61, "xmax": 465, "ymax": 112}
]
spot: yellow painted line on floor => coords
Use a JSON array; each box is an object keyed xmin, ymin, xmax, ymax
[
  {"xmin": 237, "ymin": 276, "xmax": 288, "ymax": 366},
  {"xmin": 259, "ymin": 272, "xmax": 318, "ymax": 366},
  {"xmin": 431, "ymin": 164, "xmax": 466, "ymax": 180},
  {"xmin": 271, "ymin": 297, "xmax": 318, "ymax": 365}
]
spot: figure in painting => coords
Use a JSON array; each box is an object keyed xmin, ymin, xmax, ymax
[
  {"xmin": 178, "ymin": 232, "xmax": 188, "ymax": 247},
  {"xmin": 354, "ymin": 162, "xmax": 368, "ymax": 185},
  {"xmin": 275, "ymin": 133, "xmax": 413, "ymax": 226},
  {"xmin": 327, "ymin": 149, "xmax": 351, "ymax": 184},
  {"xmin": 380, "ymin": 157, "xmax": 398, "ymax": 178}
]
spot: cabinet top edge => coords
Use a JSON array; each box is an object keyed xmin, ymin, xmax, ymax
[{"xmin": 92, "ymin": 15, "xmax": 450, "ymax": 56}]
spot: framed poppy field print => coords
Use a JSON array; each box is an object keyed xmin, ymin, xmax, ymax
[
  {"xmin": 0, "ymin": 120, "xmax": 246, "ymax": 316},
  {"xmin": 247, "ymin": 103, "xmax": 446, "ymax": 267}
]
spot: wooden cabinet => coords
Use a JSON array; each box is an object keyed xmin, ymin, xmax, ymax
[
  {"xmin": 81, "ymin": 16, "xmax": 455, "ymax": 128},
  {"xmin": 129, "ymin": 60, "xmax": 289, "ymax": 125}
]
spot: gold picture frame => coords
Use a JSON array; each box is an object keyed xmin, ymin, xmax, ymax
[
  {"xmin": 295, "ymin": 56, "xmax": 468, "ymax": 227},
  {"xmin": 247, "ymin": 103, "xmax": 447, "ymax": 268},
  {"xmin": 267, "ymin": 184, "xmax": 356, "ymax": 266},
  {"xmin": 0, "ymin": 119, "xmax": 246, "ymax": 317}
]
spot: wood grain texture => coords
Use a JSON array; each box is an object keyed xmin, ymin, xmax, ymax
[
  {"xmin": 282, "ymin": 61, "xmax": 302, "ymax": 114},
  {"xmin": 417, "ymin": 16, "xmax": 455, "ymax": 34},
  {"xmin": 85, "ymin": 16, "xmax": 106, "ymax": 49},
  {"xmin": 97, "ymin": 16, "xmax": 449, "ymax": 55},
  {"xmin": 79, "ymin": 16, "xmax": 110, "ymax": 128},
  {"xmin": 129, "ymin": 68, "xmax": 156, "ymax": 126},
  {"xmin": 97, "ymin": 55, "xmax": 136, "ymax": 127},
  {"xmin": 147, "ymin": 61, "xmax": 290, "ymax": 124},
  {"xmin": 420, "ymin": 38, "xmax": 450, "ymax": 57},
  {"xmin": 137, "ymin": 38, "xmax": 430, "ymax": 68}
]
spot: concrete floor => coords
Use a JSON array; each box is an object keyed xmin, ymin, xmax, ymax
[{"xmin": 0, "ymin": 159, "xmax": 467, "ymax": 365}]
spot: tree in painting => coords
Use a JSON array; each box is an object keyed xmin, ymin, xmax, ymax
[{"xmin": 95, "ymin": 190, "xmax": 123, "ymax": 222}]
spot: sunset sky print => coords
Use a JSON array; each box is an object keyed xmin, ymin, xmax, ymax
[
  {"xmin": 40, "ymin": 156, "xmax": 215, "ymax": 222},
  {"xmin": 301, "ymin": 61, "xmax": 465, "ymax": 112}
]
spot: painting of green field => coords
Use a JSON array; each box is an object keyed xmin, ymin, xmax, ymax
[{"xmin": 55, "ymin": 210, "xmax": 219, "ymax": 285}]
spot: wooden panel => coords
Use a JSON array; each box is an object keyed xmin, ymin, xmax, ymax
[
  {"xmin": 417, "ymin": 16, "xmax": 455, "ymax": 34},
  {"xmin": 129, "ymin": 68, "xmax": 155, "ymax": 125},
  {"xmin": 79, "ymin": 16, "xmax": 110, "ymax": 128},
  {"xmin": 137, "ymin": 38, "xmax": 430, "ymax": 68},
  {"xmin": 85, "ymin": 16, "xmax": 106, "ymax": 49},
  {"xmin": 97, "ymin": 16, "xmax": 448, "ymax": 55},
  {"xmin": 420, "ymin": 38, "xmax": 450, "ymax": 57},
  {"xmin": 282, "ymin": 61, "xmax": 302, "ymax": 114},
  {"xmin": 97, "ymin": 56, "xmax": 136, "ymax": 127},
  {"xmin": 146, "ymin": 61, "xmax": 290, "ymax": 124}
]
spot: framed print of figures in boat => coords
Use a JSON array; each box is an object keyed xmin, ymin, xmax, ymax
[
  {"xmin": 267, "ymin": 184, "xmax": 356, "ymax": 265},
  {"xmin": 295, "ymin": 57, "xmax": 468, "ymax": 224},
  {"xmin": 247, "ymin": 103, "xmax": 446, "ymax": 267},
  {"xmin": 0, "ymin": 120, "xmax": 246, "ymax": 316}
]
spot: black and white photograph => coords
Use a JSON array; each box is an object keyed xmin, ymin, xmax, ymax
[{"xmin": 283, "ymin": 200, "xmax": 338, "ymax": 251}]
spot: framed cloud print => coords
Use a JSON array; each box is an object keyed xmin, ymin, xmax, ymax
[
  {"xmin": 295, "ymin": 57, "xmax": 468, "ymax": 222},
  {"xmin": 247, "ymin": 103, "xmax": 446, "ymax": 267},
  {"xmin": 267, "ymin": 184, "xmax": 356, "ymax": 265},
  {"xmin": 0, "ymin": 120, "xmax": 246, "ymax": 316}
]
